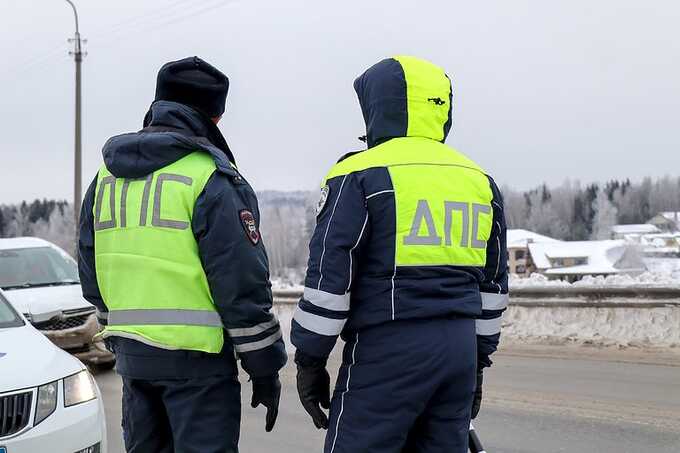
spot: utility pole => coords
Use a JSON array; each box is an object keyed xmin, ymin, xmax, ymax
[{"xmin": 64, "ymin": 0, "xmax": 86, "ymax": 225}]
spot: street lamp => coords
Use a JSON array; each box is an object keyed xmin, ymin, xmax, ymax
[{"xmin": 63, "ymin": 0, "xmax": 85, "ymax": 225}]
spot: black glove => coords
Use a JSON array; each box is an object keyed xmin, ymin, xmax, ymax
[
  {"xmin": 251, "ymin": 375, "xmax": 281, "ymax": 432},
  {"xmin": 295, "ymin": 350, "xmax": 331, "ymax": 430},
  {"xmin": 471, "ymin": 369, "xmax": 484, "ymax": 419}
]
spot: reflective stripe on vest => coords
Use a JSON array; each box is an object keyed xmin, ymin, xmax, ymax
[{"xmin": 107, "ymin": 309, "xmax": 223, "ymax": 327}]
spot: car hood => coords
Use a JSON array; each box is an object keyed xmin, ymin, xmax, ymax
[
  {"xmin": 0, "ymin": 323, "xmax": 83, "ymax": 391},
  {"xmin": 2, "ymin": 284, "xmax": 93, "ymax": 319}
]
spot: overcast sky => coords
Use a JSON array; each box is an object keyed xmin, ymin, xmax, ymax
[{"xmin": 0, "ymin": 0, "xmax": 678, "ymax": 203}]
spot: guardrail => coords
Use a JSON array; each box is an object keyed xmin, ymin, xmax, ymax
[
  {"xmin": 510, "ymin": 286, "xmax": 680, "ymax": 299},
  {"xmin": 274, "ymin": 286, "xmax": 680, "ymax": 308},
  {"xmin": 273, "ymin": 287, "xmax": 680, "ymax": 308},
  {"xmin": 272, "ymin": 287, "xmax": 680, "ymax": 347},
  {"xmin": 510, "ymin": 287, "xmax": 680, "ymax": 308},
  {"xmin": 272, "ymin": 289, "xmax": 302, "ymax": 304}
]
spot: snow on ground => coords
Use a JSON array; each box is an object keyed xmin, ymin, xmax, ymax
[
  {"xmin": 270, "ymin": 278, "xmax": 304, "ymax": 291},
  {"xmin": 270, "ymin": 280, "xmax": 303, "ymax": 291},
  {"xmin": 644, "ymin": 258, "xmax": 680, "ymax": 280}
]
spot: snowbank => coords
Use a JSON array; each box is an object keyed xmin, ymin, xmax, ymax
[
  {"xmin": 270, "ymin": 279, "xmax": 304, "ymax": 291},
  {"xmin": 644, "ymin": 258, "xmax": 680, "ymax": 280},
  {"xmin": 510, "ymin": 261, "xmax": 680, "ymax": 288},
  {"xmin": 502, "ymin": 304, "xmax": 679, "ymax": 348}
]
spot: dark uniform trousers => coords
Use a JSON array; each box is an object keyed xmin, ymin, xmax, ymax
[
  {"xmin": 324, "ymin": 317, "xmax": 477, "ymax": 453},
  {"xmin": 122, "ymin": 375, "xmax": 241, "ymax": 453}
]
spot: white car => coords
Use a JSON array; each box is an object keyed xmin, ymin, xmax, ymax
[
  {"xmin": 0, "ymin": 289, "xmax": 107, "ymax": 453},
  {"xmin": 0, "ymin": 238, "xmax": 114, "ymax": 369}
]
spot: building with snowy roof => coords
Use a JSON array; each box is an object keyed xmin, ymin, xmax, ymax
[
  {"xmin": 610, "ymin": 224, "xmax": 661, "ymax": 239},
  {"xmin": 639, "ymin": 233, "xmax": 680, "ymax": 258},
  {"xmin": 648, "ymin": 212, "xmax": 680, "ymax": 232},
  {"xmin": 610, "ymin": 222, "xmax": 679, "ymax": 257},
  {"xmin": 506, "ymin": 229, "xmax": 560, "ymax": 277},
  {"xmin": 527, "ymin": 240, "xmax": 646, "ymax": 282}
]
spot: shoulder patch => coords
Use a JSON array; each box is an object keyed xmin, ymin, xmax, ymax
[
  {"xmin": 316, "ymin": 185, "xmax": 330, "ymax": 215},
  {"xmin": 239, "ymin": 210, "xmax": 260, "ymax": 245}
]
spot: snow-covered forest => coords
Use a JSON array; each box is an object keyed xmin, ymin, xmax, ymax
[
  {"xmin": 503, "ymin": 176, "xmax": 680, "ymax": 241},
  {"xmin": 0, "ymin": 200, "xmax": 75, "ymax": 255},
  {"xmin": 1, "ymin": 176, "xmax": 679, "ymax": 281},
  {"xmin": 256, "ymin": 191, "xmax": 316, "ymax": 284}
]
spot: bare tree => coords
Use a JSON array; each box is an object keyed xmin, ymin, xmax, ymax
[
  {"xmin": 31, "ymin": 205, "xmax": 76, "ymax": 256},
  {"xmin": 591, "ymin": 189, "xmax": 618, "ymax": 240}
]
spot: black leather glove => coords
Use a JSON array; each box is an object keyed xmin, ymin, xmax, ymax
[
  {"xmin": 251, "ymin": 375, "xmax": 281, "ymax": 432},
  {"xmin": 471, "ymin": 369, "xmax": 484, "ymax": 419},
  {"xmin": 295, "ymin": 350, "xmax": 331, "ymax": 430}
]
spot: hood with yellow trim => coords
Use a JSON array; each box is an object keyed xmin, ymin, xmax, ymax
[{"xmin": 353, "ymin": 56, "xmax": 453, "ymax": 148}]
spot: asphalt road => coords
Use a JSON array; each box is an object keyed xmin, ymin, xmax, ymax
[{"xmin": 95, "ymin": 345, "xmax": 680, "ymax": 453}]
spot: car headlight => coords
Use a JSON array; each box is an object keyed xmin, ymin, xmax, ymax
[
  {"xmin": 64, "ymin": 370, "xmax": 97, "ymax": 407},
  {"xmin": 35, "ymin": 381, "xmax": 58, "ymax": 425}
]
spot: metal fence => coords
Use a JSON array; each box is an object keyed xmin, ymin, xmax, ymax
[{"xmin": 273, "ymin": 287, "xmax": 680, "ymax": 308}]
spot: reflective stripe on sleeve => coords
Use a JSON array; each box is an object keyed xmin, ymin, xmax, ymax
[
  {"xmin": 107, "ymin": 309, "xmax": 223, "ymax": 328},
  {"xmin": 227, "ymin": 318, "xmax": 279, "ymax": 337},
  {"xmin": 234, "ymin": 329, "xmax": 283, "ymax": 353},
  {"xmin": 476, "ymin": 316, "xmax": 503, "ymax": 336},
  {"xmin": 481, "ymin": 292, "xmax": 509, "ymax": 311},
  {"xmin": 303, "ymin": 287, "xmax": 350, "ymax": 312},
  {"xmin": 293, "ymin": 308, "xmax": 346, "ymax": 336}
]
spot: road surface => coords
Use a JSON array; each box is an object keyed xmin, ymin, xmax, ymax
[{"xmin": 95, "ymin": 345, "xmax": 680, "ymax": 452}]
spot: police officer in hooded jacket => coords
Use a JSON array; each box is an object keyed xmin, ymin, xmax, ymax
[
  {"xmin": 78, "ymin": 56, "xmax": 287, "ymax": 453},
  {"xmin": 291, "ymin": 56, "xmax": 508, "ymax": 452}
]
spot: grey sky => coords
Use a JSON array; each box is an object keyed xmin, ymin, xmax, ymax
[{"xmin": 1, "ymin": 0, "xmax": 678, "ymax": 203}]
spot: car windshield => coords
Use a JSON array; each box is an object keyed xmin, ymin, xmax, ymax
[
  {"xmin": 0, "ymin": 247, "xmax": 80, "ymax": 290},
  {"xmin": 0, "ymin": 292, "xmax": 24, "ymax": 328}
]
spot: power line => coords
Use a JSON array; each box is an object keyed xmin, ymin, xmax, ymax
[
  {"xmin": 1, "ymin": 0, "xmax": 238, "ymax": 84},
  {"xmin": 0, "ymin": 0, "xmax": 223, "ymax": 82},
  {"xmin": 87, "ymin": 0, "xmax": 199, "ymax": 39},
  {"xmin": 88, "ymin": 0, "xmax": 214, "ymax": 46},
  {"xmin": 0, "ymin": 43, "xmax": 69, "ymax": 82},
  {"xmin": 146, "ymin": 0, "xmax": 233, "ymax": 30},
  {"xmin": 91, "ymin": 0, "xmax": 235, "ymax": 50}
]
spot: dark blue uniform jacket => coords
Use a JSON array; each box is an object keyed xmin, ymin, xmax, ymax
[
  {"xmin": 78, "ymin": 101, "xmax": 287, "ymax": 379},
  {"xmin": 291, "ymin": 58, "xmax": 508, "ymax": 369}
]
